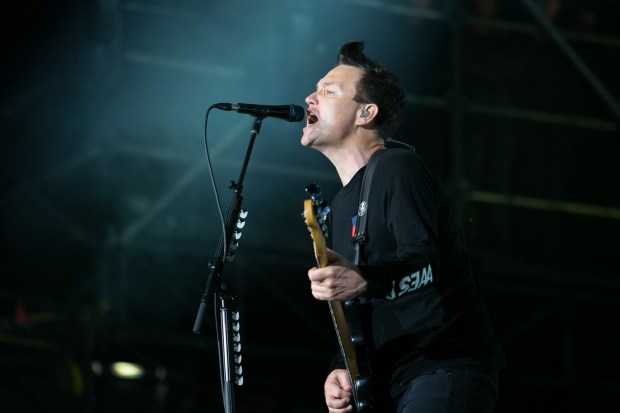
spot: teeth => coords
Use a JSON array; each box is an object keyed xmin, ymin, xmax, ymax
[{"xmin": 306, "ymin": 110, "xmax": 318, "ymax": 125}]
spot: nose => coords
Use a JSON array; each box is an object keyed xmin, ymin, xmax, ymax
[{"xmin": 305, "ymin": 91, "xmax": 317, "ymax": 106}]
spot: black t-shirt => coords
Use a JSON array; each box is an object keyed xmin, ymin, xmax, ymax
[{"xmin": 330, "ymin": 148, "xmax": 504, "ymax": 399}]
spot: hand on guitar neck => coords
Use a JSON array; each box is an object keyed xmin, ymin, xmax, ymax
[{"xmin": 307, "ymin": 247, "xmax": 367, "ymax": 302}]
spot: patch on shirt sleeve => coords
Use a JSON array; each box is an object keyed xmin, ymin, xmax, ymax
[{"xmin": 385, "ymin": 264, "xmax": 434, "ymax": 300}]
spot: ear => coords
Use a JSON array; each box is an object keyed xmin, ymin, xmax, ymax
[{"xmin": 356, "ymin": 103, "xmax": 378, "ymax": 126}]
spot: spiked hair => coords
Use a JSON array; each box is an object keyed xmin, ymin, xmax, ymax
[{"xmin": 337, "ymin": 41, "xmax": 405, "ymax": 139}]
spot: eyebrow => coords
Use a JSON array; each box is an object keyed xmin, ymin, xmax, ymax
[{"xmin": 316, "ymin": 80, "xmax": 339, "ymax": 90}]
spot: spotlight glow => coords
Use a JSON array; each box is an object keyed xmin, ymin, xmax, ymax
[{"xmin": 110, "ymin": 361, "xmax": 145, "ymax": 379}]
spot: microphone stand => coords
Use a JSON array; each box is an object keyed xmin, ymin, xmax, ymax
[{"xmin": 193, "ymin": 115, "xmax": 264, "ymax": 413}]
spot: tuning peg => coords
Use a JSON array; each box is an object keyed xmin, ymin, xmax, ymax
[
  {"xmin": 306, "ymin": 182, "xmax": 326, "ymax": 204},
  {"xmin": 305, "ymin": 182, "xmax": 320, "ymax": 195},
  {"xmin": 319, "ymin": 204, "xmax": 331, "ymax": 221}
]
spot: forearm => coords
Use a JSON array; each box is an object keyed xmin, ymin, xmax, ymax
[{"xmin": 358, "ymin": 249, "xmax": 436, "ymax": 299}]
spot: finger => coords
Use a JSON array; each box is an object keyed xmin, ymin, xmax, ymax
[
  {"xmin": 325, "ymin": 370, "xmax": 351, "ymax": 394},
  {"xmin": 326, "ymin": 402, "xmax": 353, "ymax": 413},
  {"xmin": 311, "ymin": 277, "xmax": 343, "ymax": 300},
  {"xmin": 335, "ymin": 373, "xmax": 353, "ymax": 392},
  {"xmin": 326, "ymin": 395, "xmax": 352, "ymax": 411},
  {"xmin": 308, "ymin": 267, "xmax": 327, "ymax": 282},
  {"xmin": 325, "ymin": 380, "xmax": 351, "ymax": 398},
  {"xmin": 310, "ymin": 283, "xmax": 331, "ymax": 301}
]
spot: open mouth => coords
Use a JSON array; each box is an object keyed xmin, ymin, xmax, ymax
[{"xmin": 306, "ymin": 110, "xmax": 318, "ymax": 125}]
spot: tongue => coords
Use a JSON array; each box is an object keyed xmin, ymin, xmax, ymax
[{"xmin": 307, "ymin": 113, "xmax": 318, "ymax": 124}]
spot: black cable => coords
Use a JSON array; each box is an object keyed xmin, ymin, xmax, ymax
[
  {"xmin": 203, "ymin": 105, "xmax": 228, "ymax": 261},
  {"xmin": 386, "ymin": 136, "xmax": 416, "ymax": 152}
]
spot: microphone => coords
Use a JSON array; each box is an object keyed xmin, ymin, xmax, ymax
[{"xmin": 214, "ymin": 103, "xmax": 305, "ymax": 123}]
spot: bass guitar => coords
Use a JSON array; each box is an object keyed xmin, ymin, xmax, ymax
[{"xmin": 303, "ymin": 183, "xmax": 373, "ymax": 413}]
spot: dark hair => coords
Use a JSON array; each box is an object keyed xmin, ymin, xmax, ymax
[{"xmin": 337, "ymin": 41, "xmax": 405, "ymax": 139}]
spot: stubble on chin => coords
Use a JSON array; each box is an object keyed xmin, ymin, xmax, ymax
[
  {"xmin": 301, "ymin": 127, "xmax": 320, "ymax": 148},
  {"xmin": 300, "ymin": 132, "xmax": 312, "ymax": 148}
]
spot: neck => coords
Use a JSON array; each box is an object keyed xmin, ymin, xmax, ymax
[{"xmin": 325, "ymin": 138, "xmax": 385, "ymax": 186}]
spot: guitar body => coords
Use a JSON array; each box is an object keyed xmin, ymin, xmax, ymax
[
  {"xmin": 343, "ymin": 299, "xmax": 373, "ymax": 412},
  {"xmin": 325, "ymin": 299, "xmax": 374, "ymax": 413},
  {"xmin": 303, "ymin": 188, "xmax": 375, "ymax": 412}
]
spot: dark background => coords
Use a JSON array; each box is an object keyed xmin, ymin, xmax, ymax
[{"xmin": 1, "ymin": 0, "xmax": 619, "ymax": 412}]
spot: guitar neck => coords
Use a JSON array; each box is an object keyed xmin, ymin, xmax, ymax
[
  {"xmin": 303, "ymin": 196, "xmax": 372, "ymax": 412},
  {"xmin": 328, "ymin": 301, "xmax": 360, "ymax": 380}
]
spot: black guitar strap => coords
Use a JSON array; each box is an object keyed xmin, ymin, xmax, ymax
[
  {"xmin": 344, "ymin": 149, "xmax": 387, "ymax": 412},
  {"xmin": 352, "ymin": 149, "xmax": 387, "ymax": 265}
]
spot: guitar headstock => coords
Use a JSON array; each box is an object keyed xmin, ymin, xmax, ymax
[
  {"xmin": 303, "ymin": 182, "xmax": 330, "ymax": 238},
  {"xmin": 303, "ymin": 183, "xmax": 331, "ymax": 268}
]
